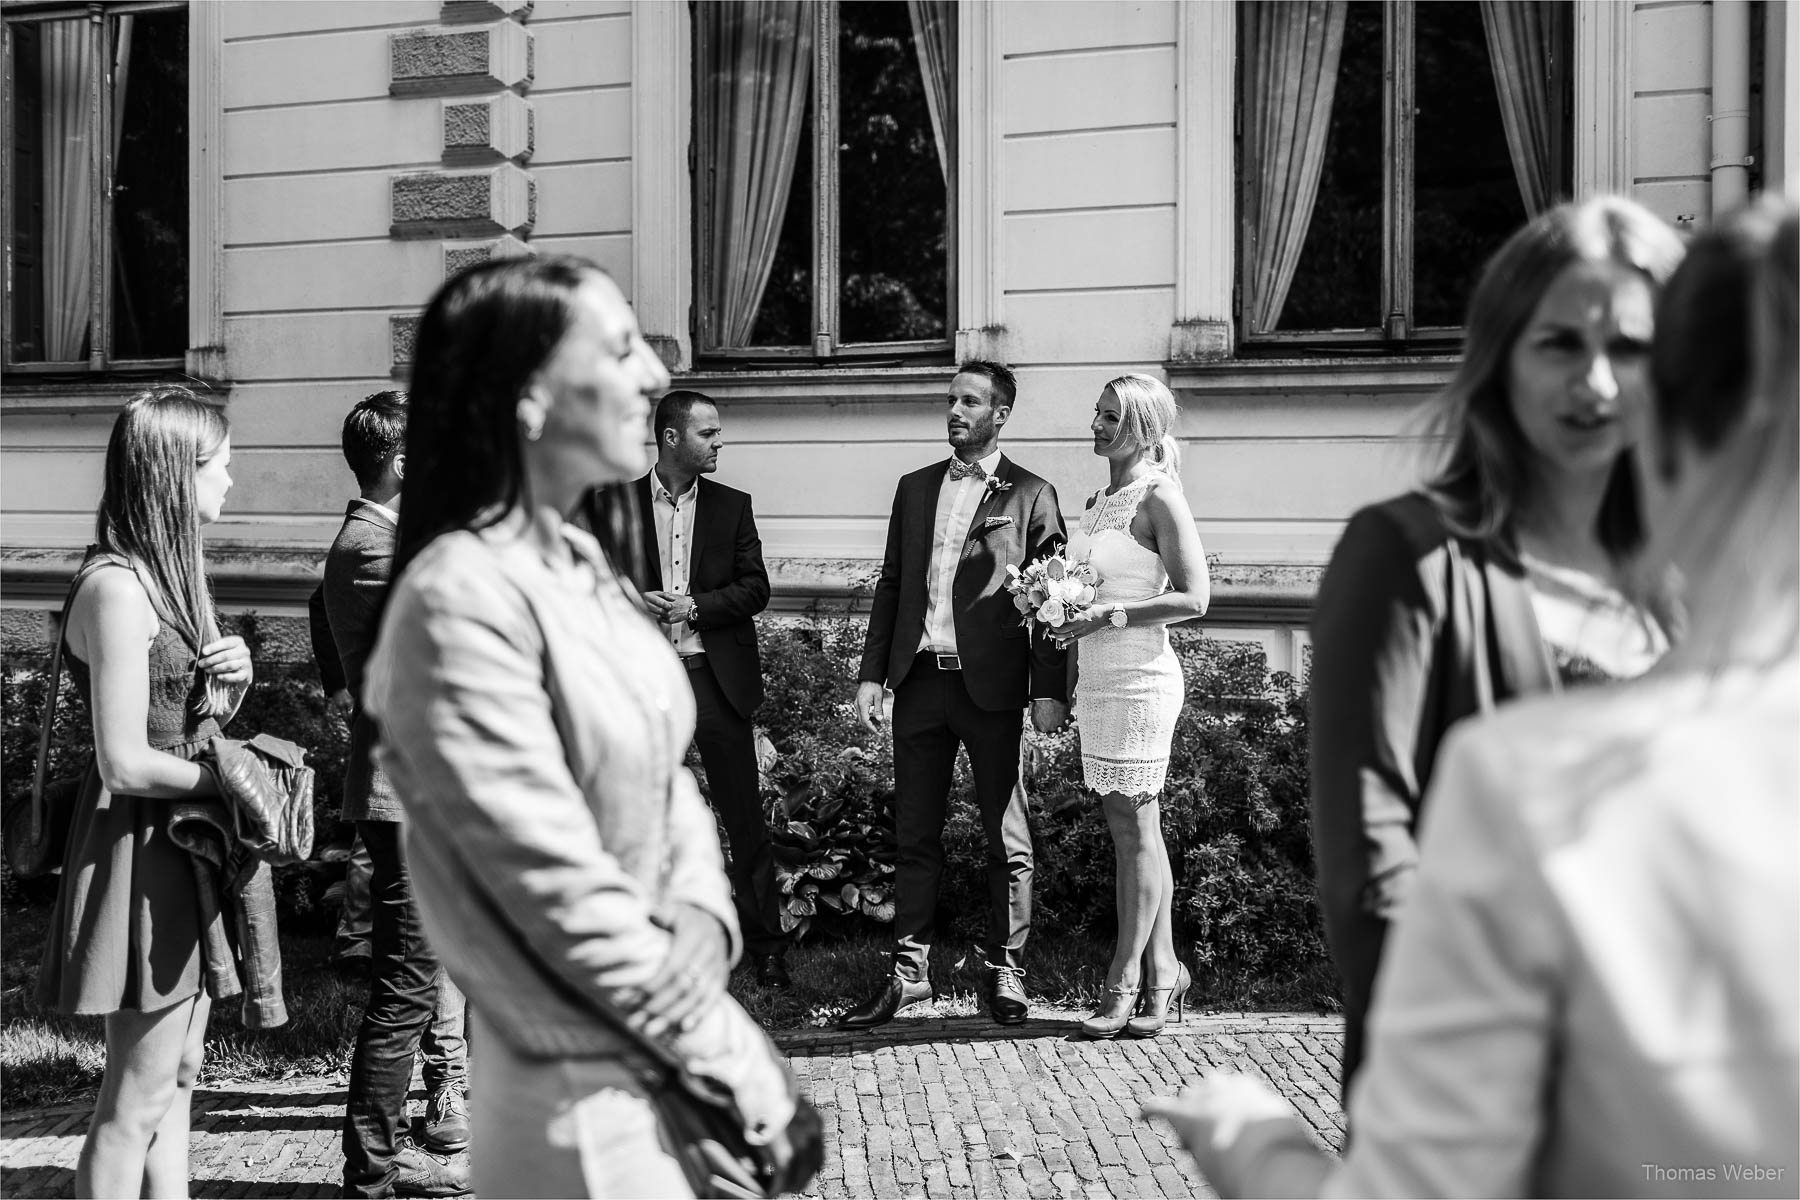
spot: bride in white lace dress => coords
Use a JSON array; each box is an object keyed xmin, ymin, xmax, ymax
[{"xmin": 1055, "ymin": 374, "xmax": 1211, "ymax": 1040}]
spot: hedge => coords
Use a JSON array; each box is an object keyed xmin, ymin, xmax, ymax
[
  {"xmin": 3, "ymin": 607, "xmax": 1332, "ymax": 1003},
  {"xmin": 742, "ymin": 609, "xmax": 1330, "ymax": 1001}
]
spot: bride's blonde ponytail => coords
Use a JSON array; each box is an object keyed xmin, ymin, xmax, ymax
[
  {"xmin": 1152, "ymin": 433, "xmax": 1183, "ymax": 480},
  {"xmin": 1104, "ymin": 373, "xmax": 1184, "ymax": 487}
]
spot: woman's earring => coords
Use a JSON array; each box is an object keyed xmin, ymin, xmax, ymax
[{"xmin": 518, "ymin": 399, "xmax": 546, "ymax": 442}]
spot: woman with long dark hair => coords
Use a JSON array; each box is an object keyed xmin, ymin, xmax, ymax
[
  {"xmin": 1306, "ymin": 196, "xmax": 1685, "ymax": 1096},
  {"xmin": 363, "ymin": 257, "xmax": 813, "ymax": 1197},
  {"xmin": 37, "ymin": 386, "xmax": 253, "ymax": 1197},
  {"xmin": 1146, "ymin": 194, "xmax": 1800, "ymax": 1200}
]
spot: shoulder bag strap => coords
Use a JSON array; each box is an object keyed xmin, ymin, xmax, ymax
[
  {"xmin": 30, "ymin": 605, "xmax": 69, "ymax": 820},
  {"xmin": 33, "ymin": 554, "xmax": 129, "ymax": 814}
]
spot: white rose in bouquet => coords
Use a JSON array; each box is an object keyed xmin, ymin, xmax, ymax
[{"xmin": 1037, "ymin": 598, "xmax": 1068, "ymax": 627}]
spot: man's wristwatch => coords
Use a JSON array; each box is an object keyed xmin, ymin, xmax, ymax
[{"xmin": 1107, "ymin": 605, "xmax": 1127, "ymax": 628}]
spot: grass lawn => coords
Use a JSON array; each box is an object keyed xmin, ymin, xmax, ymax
[{"xmin": 3, "ymin": 898, "xmax": 1334, "ymax": 1112}]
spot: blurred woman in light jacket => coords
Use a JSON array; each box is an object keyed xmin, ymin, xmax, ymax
[
  {"xmin": 363, "ymin": 257, "xmax": 806, "ymax": 1198},
  {"xmin": 1146, "ymin": 197, "xmax": 1800, "ymax": 1198}
]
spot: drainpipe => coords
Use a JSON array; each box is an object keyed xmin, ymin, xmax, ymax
[
  {"xmin": 1711, "ymin": 0, "xmax": 1753, "ymax": 215},
  {"xmin": 1767, "ymin": 0, "xmax": 1796, "ymax": 189}
]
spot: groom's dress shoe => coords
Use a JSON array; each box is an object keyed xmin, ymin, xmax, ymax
[
  {"xmin": 837, "ymin": 976, "xmax": 934, "ymax": 1030},
  {"xmin": 985, "ymin": 964, "xmax": 1029, "ymax": 1025}
]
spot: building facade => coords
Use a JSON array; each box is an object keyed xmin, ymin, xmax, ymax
[{"xmin": 4, "ymin": 0, "xmax": 1794, "ymax": 672}]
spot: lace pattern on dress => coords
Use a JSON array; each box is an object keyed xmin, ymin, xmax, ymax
[
  {"xmin": 1070, "ymin": 474, "xmax": 1182, "ymax": 804},
  {"xmin": 1081, "ymin": 475, "xmax": 1156, "ymax": 538},
  {"xmin": 1081, "ymin": 752, "xmax": 1169, "ymax": 805}
]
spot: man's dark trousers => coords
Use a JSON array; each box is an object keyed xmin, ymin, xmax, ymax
[
  {"xmin": 686, "ymin": 655, "xmax": 786, "ymax": 954},
  {"xmin": 891, "ymin": 653, "xmax": 1031, "ymax": 983},
  {"xmin": 341, "ymin": 820, "xmax": 442, "ymax": 1197}
]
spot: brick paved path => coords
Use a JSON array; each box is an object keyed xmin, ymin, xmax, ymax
[{"xmin": 0, "ymin": 1012, "xmax": 1342, "ymax": 1198}]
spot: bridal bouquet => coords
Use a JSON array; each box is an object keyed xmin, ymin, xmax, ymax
[{"xmin": 1006, "ymin": 546, "xmax": 1101, "ymax": 635}]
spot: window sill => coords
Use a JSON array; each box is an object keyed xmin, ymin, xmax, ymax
[
  {"xmin": 0, "ymin": 376, "xmax": 231, "ymax": 415},
  {"xmin": 1164, "ymin": 355, "xmax": 1457, "ymax": 399},
  {"xmin": 672, "ymin": 364, "xmax": 956, "ymax": 405}
]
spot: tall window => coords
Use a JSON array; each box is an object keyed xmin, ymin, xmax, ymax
[
  {"xmin": 3, "ymin": 3, "xmax": 188, "ymax": 373},
  {"xmin": 693, "ymin": 0, "xmax": 955, "ymax": 363},
  {"xmin": 1238, "ymin": 0, "xmax": 1570, "ymax": 348}
]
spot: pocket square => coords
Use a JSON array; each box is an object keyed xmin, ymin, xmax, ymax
[{"xmin": 972, "ymin": 516, "xmax": 1014, "ymax": 537}]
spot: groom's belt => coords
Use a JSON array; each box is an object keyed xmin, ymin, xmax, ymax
[{"xmin": 915, "ymin": 649, "xmax": 962, "ymax": 671}]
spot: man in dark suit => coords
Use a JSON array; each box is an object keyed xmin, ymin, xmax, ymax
[
  {"xmin": 632, "ymin": 389, "xmax": 791, "ymax": 988},
  {"xmin": 840, "ymin": 361, "xmax": 1070, "ymax": 1030},
  {"xmin": 326, "ymin": 392, "xmax": 471, "ymax": 1198}
]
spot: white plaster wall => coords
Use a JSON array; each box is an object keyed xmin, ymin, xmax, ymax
[
  {"xmin": 1630, "ymin": 1, "xmax": 1713, "ymax": 225},
  {"xmin": 11, "ymin": 0, "xmax": 1778, "ymax": 674},
  {"xmin": 2, "ymin": 0, "xmax": 638, "ymax": 562},
  {"xmin": 713, "ymin": 0, "xmax": 1426, "ymax": 655}
]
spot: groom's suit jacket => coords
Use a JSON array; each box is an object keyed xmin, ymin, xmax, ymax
[{"xmin": 859, "ymin": 454, "xmax": 1069, "ymax": 711}]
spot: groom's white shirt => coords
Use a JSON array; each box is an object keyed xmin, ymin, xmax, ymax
[{"xmin": 918, "ymin": 448, "xmax": 1003, "ymax": 656}]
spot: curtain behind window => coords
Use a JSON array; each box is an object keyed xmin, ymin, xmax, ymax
[
  {"xmin": 700, "ymin": 2, "xmax": 814, "ymax": 348},
  {"xmin": 1242, "ymin": 0, "xmax": 1346, "ymax": 336},
  {"xmin": 41, "ymin": 20, "xmax": 96, "ymax": 361},
  {"xmin": 906, "ymin": 0, "xmax": 955, "ymax": 179},
  {"xmin": 1480, "ymin": 0, "xmax": 1556, "ymax": 216}
]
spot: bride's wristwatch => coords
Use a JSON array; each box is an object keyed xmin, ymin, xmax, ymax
[{"xmin": 1107, "ymin": 605, "xmax": 1127, "ymax": 628}]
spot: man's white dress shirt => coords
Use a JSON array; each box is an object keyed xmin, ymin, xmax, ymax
[
  {"xmin": 650, "ymin": 471, "xmax": 704, "ymax": 656},
  {"xmin": 918, "ymin": 449, "xmax": 1002, "ymax": 656}
]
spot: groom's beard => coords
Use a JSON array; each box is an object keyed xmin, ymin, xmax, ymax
[{"xmin": 948, "ymin": 417, "xmax": 997, "ymax": 451}]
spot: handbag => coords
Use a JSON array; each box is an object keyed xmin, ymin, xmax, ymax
[
  {"xmin": 649, "ymin": 1062, "xmax": 824, "ymax": 1200},
  {"xmin": 4, "ymin": 604, "xmax": 85, "ymax": 879}
]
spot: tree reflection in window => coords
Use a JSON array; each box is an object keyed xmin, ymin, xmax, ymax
[
  {"xmin": 1242, "ymin": 0, "xmax": 1565, "ymax": 347},
  {"xmin": 697, "ymin": 1, "xmax": 953, "ymax": 360}
]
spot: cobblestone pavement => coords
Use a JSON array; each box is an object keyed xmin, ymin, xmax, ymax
[{"xmin": 0, "ymin": 1012, "xmax": 1342, "ymax": 1199}]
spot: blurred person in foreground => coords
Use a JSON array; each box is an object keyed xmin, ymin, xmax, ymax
[
  {"xmin": 361, "ymin": 256, "xmax": 817, "ymax": 1197},
  {"xmin": 1307, "ymin": 196, "xmax": 1685, "ymax": 1097},
  {"xmin": 1146, "ymin": 197, "xmax": 1800, "ymax": 1198}
]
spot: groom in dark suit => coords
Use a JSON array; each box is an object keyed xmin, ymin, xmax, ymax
[
  {"xmin": 840, "ymin": 360, "xmax": 1070, "ymax": 1029},
  {"xmin": 631, "ymin": 390, "xmax": 791, "ymax": 988}
]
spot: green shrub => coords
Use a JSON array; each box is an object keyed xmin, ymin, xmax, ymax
[
  {"xmin": 748, "ymin": 614, "xmax": 897, "ymax": 937},
  {"xmin": 5, "ymin": 602, "xmax": 1333, "ymax": 1005}
]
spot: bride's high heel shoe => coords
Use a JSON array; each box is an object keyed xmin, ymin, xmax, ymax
[
  {"xmin": 1078, "ymin": 983, "xmax": 1140, "ymax": 1040},
  {"xmin": 1125, "ymin": 963, "xmax": 1191, "ymax": 1038}
]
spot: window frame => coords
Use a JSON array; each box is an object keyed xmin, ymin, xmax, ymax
[
  {"xmin": 690, "ymin": 0, "xmax": 958, "ymax": 366},
  {"xmin": 1, "ymin": 0, "xmax": 189, "ymax": 377},
  {"xmin": 1234, "ymin": 0, "xmax": 1571, "ymax": 353}
]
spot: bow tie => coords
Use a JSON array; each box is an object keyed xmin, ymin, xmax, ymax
[{"xmin": 948, "ymin": 458, "xmax": 989, "ymax": 482}]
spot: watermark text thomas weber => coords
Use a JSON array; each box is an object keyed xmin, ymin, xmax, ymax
[{"xmin": 1643, "ymin": 1163, "xmax": 1788, "ymax": 1184}]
